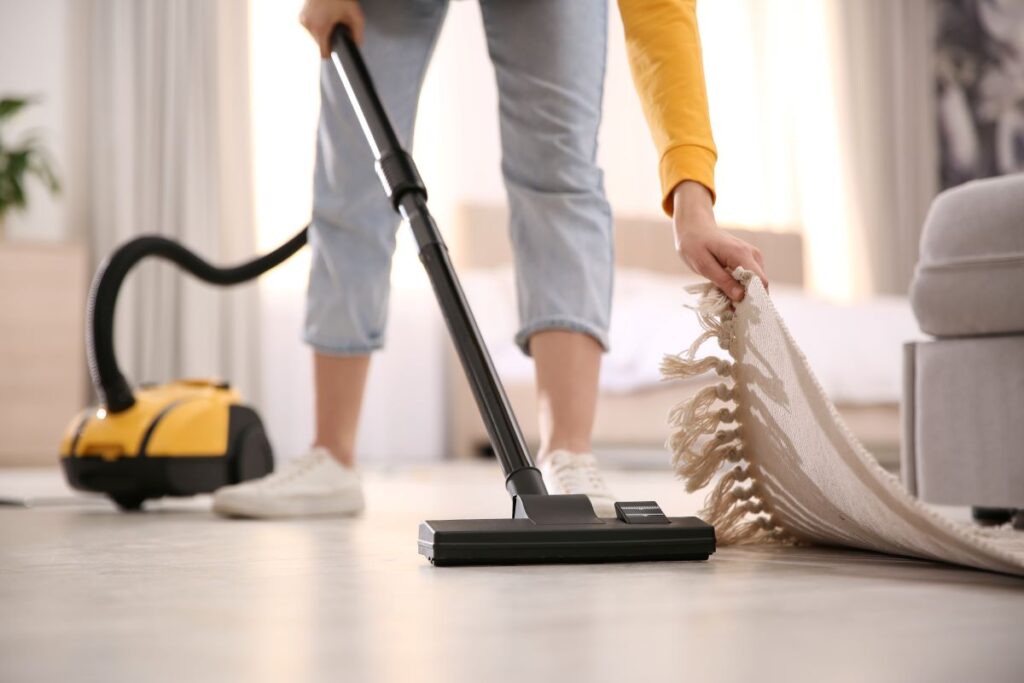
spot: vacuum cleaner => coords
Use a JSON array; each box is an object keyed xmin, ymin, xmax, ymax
[
  {"xmin": 61, "ymin": 26, "xmax": 716, "ymax": 566},
  {"xmin": 59, "ymin": 226, "xmax": 308, "ymax": 510}
]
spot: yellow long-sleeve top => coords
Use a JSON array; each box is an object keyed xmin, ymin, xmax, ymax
[{"xmin": 619, "ymin": 0, "xmax": 717, "ymax": 215}]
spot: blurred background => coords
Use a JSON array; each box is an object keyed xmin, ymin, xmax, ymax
[{"xmin": 1, "ymin": 0, "xmax": 1021, "ymax": 469}]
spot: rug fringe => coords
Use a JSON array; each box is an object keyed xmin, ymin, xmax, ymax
[
  {"xmin": 660, "ymin": 355, "xmax": 733, "ymax": 380},
  {"xmin": 664, "ymin": 269, "xmax": 795, "ymax": 546}
]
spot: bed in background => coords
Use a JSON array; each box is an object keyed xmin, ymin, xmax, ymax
[{"xmin": 447, "ymin": 203, "xmax": 915, "ymax": 469}]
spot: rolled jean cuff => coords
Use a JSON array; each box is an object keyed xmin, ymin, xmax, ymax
[
  {"xmin": 304, "ymin": 336, "xmax": 382, "ymax": 357},
  {"xmin": 515, "ymin": 316, "xmax": 610, "ymax": 357}
]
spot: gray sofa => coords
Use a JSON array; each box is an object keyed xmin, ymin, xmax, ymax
[{"xmin": 902, "ymin": 174, "xmax": 1024, "ymax": 525}]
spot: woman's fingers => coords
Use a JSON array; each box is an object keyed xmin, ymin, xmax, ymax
[
  {"xmin": 715, "ymin": 241, "xmax": 769, "ymax": 294},
  {"xmin": 750, "ymin": 247, "xmax": 769, "ymax": 291},
  {"xmin": 697, "ymin": 252, "xmax": 745, "ymax": 302},
  {"xmin": 300, "ymin": 0, "xmax": 365, "ymax": 58},
  {"xmin": 345, "ymin": 6, "xmax": 365, "ymax": 45},
  {"xmin": 741, "ymin": 253, "xmax": 769, "ymax": 292},
  {"xmin": 671, "ymin": 181, "xmax": 770, "ymax": 301},
  {"xmin": 353, "ymin": 13, "xmax": 366, "ymax": 44}
]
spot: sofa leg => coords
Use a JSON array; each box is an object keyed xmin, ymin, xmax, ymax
[{"xmin": 971, "ymin": 507, "xmax": 1016, "ymax": 526}]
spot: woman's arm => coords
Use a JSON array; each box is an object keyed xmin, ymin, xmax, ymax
[{"xmin": 619, "ymin": 0, "xmax": 767, "ymax": 300}]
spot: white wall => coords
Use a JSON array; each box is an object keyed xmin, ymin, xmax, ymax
[{"xmin": 0, "ymin": 0, "xmax": 87, "ymax": 242}]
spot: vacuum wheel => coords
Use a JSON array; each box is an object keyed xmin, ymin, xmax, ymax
[
  {"xmin": 234, "ymin": 421, "xmax": 274, "ymax": 483},
  {"xmin": 111, "ymin": 494, "xmax": 146, "ymax": 512},
  {"xmin": 972, "ymin": 507, "xmax": 1016, "ymax": 526}
]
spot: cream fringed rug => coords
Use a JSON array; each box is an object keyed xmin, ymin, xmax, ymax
[{"xmin": 663, "ymin": 270, "xmax": 1024, "ymax": 576}]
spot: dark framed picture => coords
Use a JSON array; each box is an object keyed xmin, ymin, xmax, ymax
[{"xmin": 936, "ymin": 0, "xmax": 1024, "ymax": 189}]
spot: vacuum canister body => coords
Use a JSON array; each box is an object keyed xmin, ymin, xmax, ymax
[{"xmin": 60, "ymin": 380, "xmax": 273, "ymax": 510}]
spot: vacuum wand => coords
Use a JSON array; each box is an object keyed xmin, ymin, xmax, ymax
[{"xmin": 328, "ymin": 26, "xmax": 545, "ymax": 497}]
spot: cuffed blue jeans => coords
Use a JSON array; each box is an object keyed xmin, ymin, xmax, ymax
[{"xmin": 305, "ymin": 0, "xmax": 612, "ymax": 356}]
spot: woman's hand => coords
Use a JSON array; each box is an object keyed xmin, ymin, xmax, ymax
[
  {"xmin": 300, "ymin": 0, "xmax": 365, "ymax": 57},
  {"xmin": 672, "ymin": 181, "xmax": 768, "ymax": 302}
]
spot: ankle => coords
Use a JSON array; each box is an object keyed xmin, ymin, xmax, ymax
[
  {"xmin": 538, "ymin": 441, "xmax": 591, "ymax": 463},
  {"xmin": 313, "ymin": 441, "xmax": 355, "ymax": 468}
]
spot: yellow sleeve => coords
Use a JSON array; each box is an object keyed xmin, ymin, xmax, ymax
[{"xmin": 618, "ymin": 0, "xmax": 717, "ymax": 215}]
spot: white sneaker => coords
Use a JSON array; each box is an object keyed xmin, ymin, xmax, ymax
[
  {"xmin": 212, "ymin": 447, "xmax": 364, "ymax": 519},
  {"xmin": 538, "ymin": 450, "xmax": 617, "ymax": 517}
]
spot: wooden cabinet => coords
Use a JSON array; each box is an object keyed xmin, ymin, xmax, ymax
[{"xmin": 0, "ymin": 242, "xmax": 88, "ymax": 466}]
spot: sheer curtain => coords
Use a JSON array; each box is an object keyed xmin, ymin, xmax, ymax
[
  {"xmin": 86, "ymin": 0, "xmax": 260, "ymax": 400},
  {"xmin": 699, "ymin": 0, "xmax": 938, "ymax": 299},
  {"xmin": 830, "ymin": 0, "xmax": 937, "ymax": 296}
]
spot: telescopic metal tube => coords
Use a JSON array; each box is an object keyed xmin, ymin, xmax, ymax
[{"xmin": 329, "ymin": 26, "xmax": 545, "ymax": 497}]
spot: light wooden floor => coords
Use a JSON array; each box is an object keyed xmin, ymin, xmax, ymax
[{"xmin": 2, "ymin": 463, "xmax": 1022, "ymax": 683}]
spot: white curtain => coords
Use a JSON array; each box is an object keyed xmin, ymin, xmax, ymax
[
  {"xmin": 700, "ymin": 0, "xmax": 939, "ymax": 299},
  {"xmin": 86, "ymin": 0, "xmax": 260, "ymax": 400},
  {"xmin": 829, "ymin": 0, "xmax": 938, "ymax": 296}
]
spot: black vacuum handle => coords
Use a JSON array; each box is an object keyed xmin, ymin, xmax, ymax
[{"xmin": 329, "ymin": 26, "xmax": 545, "ymax": 497}]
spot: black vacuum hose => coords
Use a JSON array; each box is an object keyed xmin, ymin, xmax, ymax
[{"xmin": 87, "ymin": 227, "xmax": 308, "ymax": 413}]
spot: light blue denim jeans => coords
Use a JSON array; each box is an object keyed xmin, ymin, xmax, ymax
[{"xmin": 305, "ymin": 0, "xmax": 612, "ymax": 356}]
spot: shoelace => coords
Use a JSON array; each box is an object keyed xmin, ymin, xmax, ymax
[
  {"xmin": 262, "ymin": 452, "xmax": 325, "ymax": 489},
  {"xmin": 550, "ymin": 456, "xmax": 609, "ymax": 495}
]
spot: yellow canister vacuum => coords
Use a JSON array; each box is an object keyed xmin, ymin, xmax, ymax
[{"xmin": 59, "ymin": 228, "xmax": 308, "ymax": 510}]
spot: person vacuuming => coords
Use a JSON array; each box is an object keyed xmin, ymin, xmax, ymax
[{"xmin": 212, "ymin": 0, "xmax": 769, "ymax": 520}]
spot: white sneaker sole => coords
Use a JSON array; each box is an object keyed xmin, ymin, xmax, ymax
[{"xmin": 212, "ymin": 490, "xmax": 365, "ymax": 519}]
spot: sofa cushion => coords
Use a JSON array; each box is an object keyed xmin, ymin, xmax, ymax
[{"xmin": 911, "ymin": 174, "xmax": 1024, "ymax": 336}]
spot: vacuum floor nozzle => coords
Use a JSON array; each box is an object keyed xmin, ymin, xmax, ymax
[{"xmin": 418, "ymin": 495, "xmax": 716, "ymax": 566}]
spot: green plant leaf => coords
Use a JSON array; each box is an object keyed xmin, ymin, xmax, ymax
[
  {"xmin": 0, "ymin": 97, "xmax": 34, "ymax": 122},
  {"xmin": 28, "ymin": 155, "xmax": 60, "ymax": 194},
  {"xmin": 0, "ymin": 96, "xmax": 60, "ymax": 216},
  {"xmin": 0, "ymin": 175, "xmax": 13, "ymax": 207},
  {"xmin": 5, "ymin": 149, "xmax": 29, "ymax": 176},
  {"xmin": 6, "ymin": 173, "xmax": 26, "ymax": 209},
  {"xmin": 6, "ymin": 149, "xmax": 29, "ymax": 176}
]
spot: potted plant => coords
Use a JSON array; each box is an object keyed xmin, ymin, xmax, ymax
[{"xmin": 0, "ymin": 97, "xmax": 60, "ymax": 239}]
